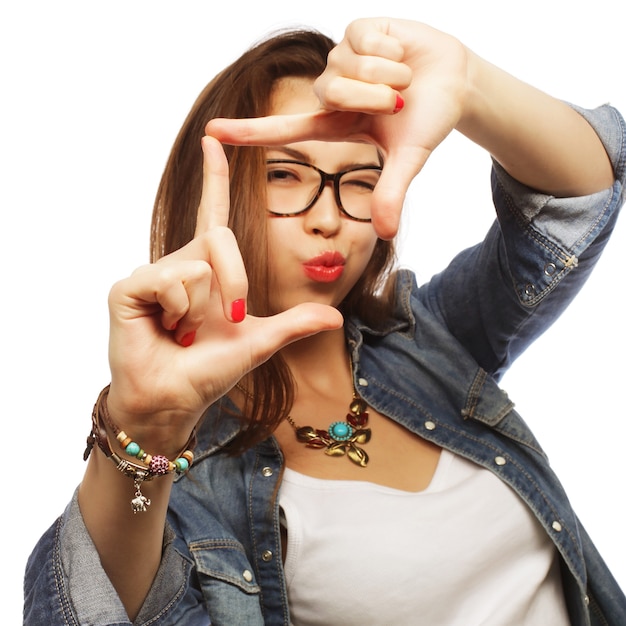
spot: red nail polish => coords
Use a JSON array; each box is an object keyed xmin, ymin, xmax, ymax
[
  {"xmin": 170, "ymin": 321, "xmax": 178, "ymax": 331},
  {"xmin": 231, "ymin": 299, "xmax": 246, "ymax": 323},
  {"xmin": 393, "ymin": 94, "xmax": 404, "ymax": 113},
  {"xmin": 180, "ymin": 331, "xmax": 196, "ymax": 347}
]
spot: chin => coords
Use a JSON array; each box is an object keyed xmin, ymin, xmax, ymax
[{"xmin": 271, "ymin": 289, "xmax": 346, "ymax": 313}]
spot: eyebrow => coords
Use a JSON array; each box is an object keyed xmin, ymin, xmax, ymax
[{"xmin": 267, "ymin": 146, "xmax": 382, "ymax": 169}]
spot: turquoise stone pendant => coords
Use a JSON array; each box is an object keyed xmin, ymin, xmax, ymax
[{"xmin": 288, "ymin": 392, "xmax": 371, "ymax": 467}]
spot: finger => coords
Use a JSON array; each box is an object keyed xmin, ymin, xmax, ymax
[
  {"xmin": 314, "ymin": 75, "xmax": 406, "ymax": 115},
  {"xmin": 206, "ymin": 109, "xmax": 372, "ymax": 147},
  {"xmin": 344, "ymin": 18, "xmax": 405, "ymax": 61},
  {"xmin": 163, "ymin": 227, "xmax": 249, "ymax": 323},
  {"xmin": 114, "ymin": 260, "xmax": 213, "ymax": 333},
  {"xmin": 370, "ymin": 145, "xmax": 432, "ymax": 240},
  {"xmin": 195, "ymin": 135, "xmax": 231, "ymax": 235},
  {"xmin": 322, "ymin": 48, "xmax": 411, "ymax": 92},
  {"xmin": 206, "ymin": 112, "xmax": 325, "ymax": 146},
  {"xmin": 247, "ymin": 303, "xmax": 344, "ymax": 367},
  {"xmin": 170, "ymin": 262, "xmax": 214, "ymax": 344},
  {"xmin": 204, "ymin": 227, "xmax": 248, "ymax": 322}
]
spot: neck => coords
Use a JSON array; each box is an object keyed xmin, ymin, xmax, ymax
[{"xmin": 280, "ymin": 327, "xmax": 351, "ymax": 393}]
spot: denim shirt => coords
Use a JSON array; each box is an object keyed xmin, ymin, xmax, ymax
[{"xmin": 25, "ymin": 104, "xmax": 626, "ymax": 626}]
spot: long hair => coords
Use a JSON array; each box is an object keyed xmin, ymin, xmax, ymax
[{"xmin": 151, "ymin": 29, "xmax": 397, "ymax": 452}]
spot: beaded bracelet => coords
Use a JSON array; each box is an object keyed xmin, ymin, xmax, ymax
[
  {"xmin": 99, "ymin": 388, "xmax": 195, "ymax": 477},
  {"xmin": 113, "ymin": 429, "xmax": 194, "ymax": 475},
  {"xmin": 84, "ymin": 385, "xmax": 197, "ymax": 513}
]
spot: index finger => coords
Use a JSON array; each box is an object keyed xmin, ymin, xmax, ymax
[{"xmin": 195, "ymin": 135, "xmax": 231, "ymax": 235}]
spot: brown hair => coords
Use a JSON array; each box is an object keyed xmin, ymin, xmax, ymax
[{"xmin": 151, "ymin": 28, "xmax": 397, "ymax": 452}]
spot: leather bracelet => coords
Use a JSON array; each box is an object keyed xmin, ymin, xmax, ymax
[{"xmin": 84, "ymin": 385, "xmax": 196, "ymax": 513}]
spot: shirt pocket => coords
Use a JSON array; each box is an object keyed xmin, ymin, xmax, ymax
[{"xmin": 190, "ymin": 539, "xmax": 261, "ymax": 595}]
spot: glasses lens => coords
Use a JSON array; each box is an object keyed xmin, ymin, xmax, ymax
[
  {"xmin": 266, "ymin": 161, "xmax": 380, "ymax": 220},
  {"xmin": 338, "ymin": 168, "xmax": 381, "ymax": 220},
  {"xmin": 267, "ymin": 161, "xmax": 321, "ymax": 215}
]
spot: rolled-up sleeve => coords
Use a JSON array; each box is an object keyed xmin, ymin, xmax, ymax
[
  {"xmin": 491, "ymin": 103, "xmax": 625, "ymax": 307},
  {"xmin": 423, "ymin": 104, "xmax": 626, "ymax": 377},
  {"xmin": 24, "ymin": 490, "xmax": 202, "ymax": 625}
]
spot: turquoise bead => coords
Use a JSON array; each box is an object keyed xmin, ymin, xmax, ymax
[
  {"xmin": 126, "ymin": 442, "xmax": 140, "ymax": 456},
  {"xmin": 175, "ymin": 458, "xmax": 190, "ymax": 472}
]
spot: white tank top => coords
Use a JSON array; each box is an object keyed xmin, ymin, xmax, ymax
[{"xmin": 279, "ymin": 449, "xmax": 570, "ymax": 625}]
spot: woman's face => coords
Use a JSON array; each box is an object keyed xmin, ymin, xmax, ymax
[{"xmin": 265, "ymin": 77, "xmax": 380, "ymax": 313}]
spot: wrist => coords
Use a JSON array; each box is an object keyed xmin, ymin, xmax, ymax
[
  {"xmin": 98, "ymin": 385, "xmax": 197, "ymax": 473},
  {"xmin": 83, "ymin": 385, "xmax": 192, "ymax": 515},
  {"xmin": 455, "ymin": 49, "xmax": 488, "ymax": 137},
  {"xmin": 106, "ymin": 384, "xmax": 199, "ymax": 456}
]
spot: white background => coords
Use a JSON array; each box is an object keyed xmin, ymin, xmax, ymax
[{"xmin": 3, "ymin": 1, "xmax": 624, "ymax": 622}]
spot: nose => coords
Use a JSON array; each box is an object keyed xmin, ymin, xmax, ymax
[{"xmin": 302, "ymin": 182, "xmax": 342, "ymax": 236}]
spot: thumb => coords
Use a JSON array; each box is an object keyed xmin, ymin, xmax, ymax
[
  {"xmin": 205, "ymin": 110, "xmax": 366, "ymax": 146},
  {"xmin": 371, "ymin": 145, "xmax": 431, "ymax": 239},
  {"xmin": 248, "ymin": 303, "xmax": 344, "ymax": 365}
]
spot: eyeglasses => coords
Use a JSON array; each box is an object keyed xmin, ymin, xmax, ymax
[{"xmin": 266, "ymin": 159, "xmax": 382, "ymax": 222}]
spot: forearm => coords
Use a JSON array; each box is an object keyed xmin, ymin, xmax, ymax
[
  {"xmin": 79, "ymin": 431, "xmax": 175, "ymax": 620},
  {"xmin": 457, "ymin": 52, "xmax": 614, "ymax": 196}
]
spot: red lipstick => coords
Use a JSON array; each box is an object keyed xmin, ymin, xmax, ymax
[{"xmin": 302, "ymin": 251, "xmax": 345, "ymax": 283}]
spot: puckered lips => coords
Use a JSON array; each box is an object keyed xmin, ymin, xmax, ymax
[{"xmin": 302, "ymin": 251, "xmax": 346, "ymax": 283}]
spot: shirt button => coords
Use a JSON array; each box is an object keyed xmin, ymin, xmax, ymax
[
  {"xmin": 524, "ymin": 283, "xmax": 536, "ymax": 297},
  {"xmin": 552, "ymin": 521, "xmax": 563, "ymax": 532},
  {"xmin": 262, "ymin": 550, "xmax": 273, "ymax": 562},
  {"xmin": 242, "ymin": 570, "xmax": 253, "ymax": 582},
  {"xmin": 262, "ymin": 467, "xmax": 273, "ymax": 477},
  {"xmin": 583, "ymin": 595, "xmax": 590, "ymax": 606},
  {"xmin": 424, "ymin": 421, "xmax": 436, "ymax": 431},
  {"xmin": 358, "ymin": 377, "xmax": 368, "ymax": 387},
  {"xmin": 494, "ymin": 456, "xmax": 507, "ymax": 466}
]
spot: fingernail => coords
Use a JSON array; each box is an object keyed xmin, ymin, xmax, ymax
[
  {"xmin": 180, "ymin": 331, "xmax": 196, "ymax": 347},
  {"xmin": 393, "ymin": 94, "xmax": 404, "ymax": 114},
  {"xmin": 231, "ymin": 299, "xmax": 246, "ymax": 323},
  {"xmin": 170, "ymin": 321, "xmax": 178, "ymax": 331}
]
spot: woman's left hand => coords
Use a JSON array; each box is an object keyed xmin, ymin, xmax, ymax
[{"xmin": 206, "ymin": 18, "xmax": 471, "ymax": 240}]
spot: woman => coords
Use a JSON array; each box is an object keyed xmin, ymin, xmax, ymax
[{"xmin": 24, "ymin": 17, "xmax": 625, "ymax": 625}]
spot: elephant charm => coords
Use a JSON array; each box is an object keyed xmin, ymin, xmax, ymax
[
  {"xmin": 131, "ymin": 493, "xmax": 151, "ymax": 513},
  {"xmin": 130, "ymin": 474, "xmax": 151, "ymax": 513}
]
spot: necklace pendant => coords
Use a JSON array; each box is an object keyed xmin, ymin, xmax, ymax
[
  {"xmin": 346, "ymin": 443, "xmax": 369, "ymax": 467},
  {"xmin": 287, "ymin": 382, "xmax": 372, "ymax": 467},
  {"xmin": 349, "ymin": 397, "xmax": 367, "ymax": 415},
  {"xmin": 347, "ymin": 409, "xmax": 368, "ymax": 428},
  {"xmin": 295, "ymin": 425, "xmax": 331, "ymax": 449},
  {"xmin": 328, "ymin": 421, "xmax": 353, "ymax": 441},
  {"xmin": 325, "ymin": 440, "xmax": 370, "ymax": 467}
]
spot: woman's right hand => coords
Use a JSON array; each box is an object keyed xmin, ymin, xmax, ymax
[
  {"xmin": 106, "ymin": 136, "xmax": 343, "ymax": 452},
  {"xmin": 206, "ymin": 18, "xmax": 470, "ymax": 241}
]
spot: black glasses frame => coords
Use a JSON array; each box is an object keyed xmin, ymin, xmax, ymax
[{"xmin": 266, "ymin": 159, "xmax": 381, "ymax": 222}]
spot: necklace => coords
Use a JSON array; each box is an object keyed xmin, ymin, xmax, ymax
[{"xmin": 286, "ymin": 388, "xmax": 371, "ymax": 468}]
